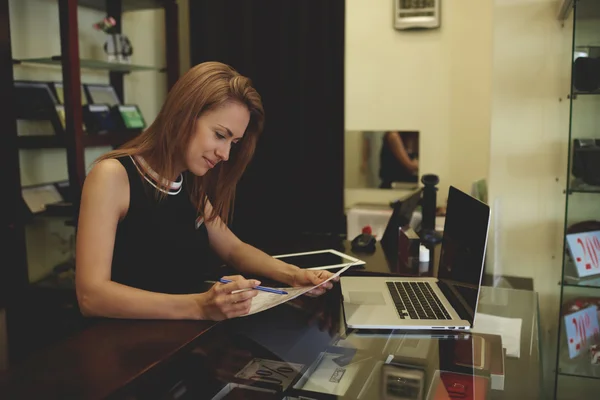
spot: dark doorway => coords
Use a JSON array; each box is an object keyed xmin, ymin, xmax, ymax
[{"xmin": 189, "ymin": 0, "xmax": 345, "ymax": 247}]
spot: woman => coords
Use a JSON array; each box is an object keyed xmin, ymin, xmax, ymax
[
  {"xmin": 75, "ymin": 62, "xmax": 336, "ymax": 322},
  {"xmin": 379, "ymin": 131, "xmax": 419, "ymax": 189}
]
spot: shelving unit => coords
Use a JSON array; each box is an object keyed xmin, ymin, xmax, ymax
[
  {"xmin": 1, "ymin": 0, "xmax": 180, "ymax": 364},
  {"xmin": 10, "ymin": 0, "xmax": 179, "ymax": 207},
  {"xmin": 10, "ymin": 0, "xmax": 179, "ymax": 215},
  {"xmin": 10, "ymin": 0, "xmax": 179, "ymax": 265},
  {"xmin": 555, "ymin": 0, "xmax": 600, "ymax": 398}
]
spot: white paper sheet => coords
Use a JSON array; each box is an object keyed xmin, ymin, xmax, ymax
[
  {"xmin": 472, "ymin": 313, "xmax": 522, "ymax": 358},
  {"xmin": 293, "ymin": 352, "xmax": 361, "ymax": 396},
  {"xmin": 22, "ymin": 184, "xmax": 63, "ymax": 213},
  {"xmin": 246, "ymin": 264, "xmax": 354, "ymax": 316}
]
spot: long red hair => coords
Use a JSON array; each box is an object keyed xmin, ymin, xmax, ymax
[{"xmin": 96, "ymin": 61, "xmax": 265, "ymax": 224}]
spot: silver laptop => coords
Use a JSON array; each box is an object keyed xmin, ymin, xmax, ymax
[{"xmin": 341, "ymin": 186, "xmax": 490, "ymax": 330}]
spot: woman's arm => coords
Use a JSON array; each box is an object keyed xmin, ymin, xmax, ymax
[
  {"xmin": 75, "ymin": 160, "xmax": 259, "ymax": 320},
  {"xmin": 204, "ymin": 205, "xmax": 298, "ymax": 285},
  {"xmin": 75, "ymin": 159, "xmax": 201, "ymax": 319},
  {"xmin": 385, "ymin": 131, "xmax": 418, "ymax": 172},
  {"xmin": 205, "ymin": 202, "xmax": 336, "ymax": 291}
]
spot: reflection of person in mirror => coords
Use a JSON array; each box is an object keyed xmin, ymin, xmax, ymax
[
  {"xmin": 360, "ymin": 131, "xmax": 381, "ymax": 188},
  {"xmin": 379, "ymin": 131, "xmax": 419, "ymax": 188}
]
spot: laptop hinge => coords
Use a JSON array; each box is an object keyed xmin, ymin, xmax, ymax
[{"xmin": 437, "ymin": 280, "xmax": 474, "ymax": 325}]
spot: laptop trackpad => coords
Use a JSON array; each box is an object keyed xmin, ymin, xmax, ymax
[{"xmin": 348, "ymin": 291, "xmax": 386, "ymax": 305}]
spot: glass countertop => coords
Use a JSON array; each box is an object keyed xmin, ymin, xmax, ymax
[{"xmin": 184, "ymin": 285, "xmax": 541, "ymax": 400}]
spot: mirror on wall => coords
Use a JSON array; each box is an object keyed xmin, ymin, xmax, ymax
[{"xmin": 345, "ymin": 130, "xmax": 420, "ymax": 189}]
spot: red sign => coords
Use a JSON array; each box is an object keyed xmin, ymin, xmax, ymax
[
  {"xmin": 565, "ymin": 305, "xmax": 600, "ymax": 358},
  {"xmin": 566, "ymin": 231, "xmax": 600, "ymax": 278}
]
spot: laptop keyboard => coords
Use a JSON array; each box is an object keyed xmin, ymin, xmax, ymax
[{"xmin": 386, "ymin": 281, "xmax": 451, "ymax": 320}]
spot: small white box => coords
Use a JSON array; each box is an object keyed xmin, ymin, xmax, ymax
[{"xmin": 346, "ymin": 204, "xmax": 393, "ymax": 241}]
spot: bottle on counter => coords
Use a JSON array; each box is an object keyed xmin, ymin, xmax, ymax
[{"xmin": 419, "ymin": 244, "xmax": 430, "ymax": 275}]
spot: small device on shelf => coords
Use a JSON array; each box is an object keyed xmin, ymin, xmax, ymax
[
  {"xmin": 82, "ymin": 83, "xmax": 145, "ymax": 133},
  {"xmin": 49, "ymin": 82, "xmax": 87, "ymax": 133},
  {"xmin": 111, "ymin": 104, "xmax": 146, "ymax": 130},
  {"xmin": 84, "ymin": 83, "xmax": 121, "ymax": 106},
  {"xmin": 572, "ymin": 139, "xmax": 600, "ymax": 186},
  {"xmin": 50, "ymin": 82, "xmax": 87, "ymax": 106},
  {"xmin": 14, "ymin": 80, "xmax": 62, "ymax": 136},
  {"xmin": 573, "ymin": 56, "xmax": 600, "ymax": 93},
  {"xmin": 83, "ymin": 104, "xmax": 117, "ymax": 134}
]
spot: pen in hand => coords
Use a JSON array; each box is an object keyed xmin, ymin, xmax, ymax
[{"xmin": 218, "ymin": 278, "xmax": 288, "ymax": 295}]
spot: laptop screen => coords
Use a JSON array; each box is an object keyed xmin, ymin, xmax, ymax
[{"xmin": 437, "ymin": 186, "xmax": 490, "ymax": 316}]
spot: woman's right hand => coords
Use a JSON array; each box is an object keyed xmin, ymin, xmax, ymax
[{"xmin": 195, "ymin": 275, "xmax": 261, "ymax": 321}]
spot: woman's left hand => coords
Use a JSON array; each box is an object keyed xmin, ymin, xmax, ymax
[{"xmin": 291, "ymin": 269, "xmax": 339, "ymax": 297}]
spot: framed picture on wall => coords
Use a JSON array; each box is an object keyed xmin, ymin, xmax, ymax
[{"xmin": 394, "ymin": 0, "xmax": 441, "ymax": 30}]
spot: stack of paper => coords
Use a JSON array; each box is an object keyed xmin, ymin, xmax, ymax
[
  {"xmin": 246, "ymin": 263, "xmax": 354, "ymax": 316},
  {"xmin": 472, "ymin": 313, "xmax": 522, "ymax": 358}
]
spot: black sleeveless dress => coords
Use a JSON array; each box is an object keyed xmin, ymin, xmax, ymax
[
  {"xmin": 379, "ymin": 135, "xmax": 419, "ymax": 188},
  {"xmin": 110, "ymin": 156, "xmax": 211, "ymax": 294}
]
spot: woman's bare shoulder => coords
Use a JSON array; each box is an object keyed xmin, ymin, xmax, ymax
[
  {"xmin": 87, "ymin": 158, "xmax": 128, "ymax": 185},
  {"xmin": 83, "ymin": 158, "xmax": 130, "ymax": 209}
]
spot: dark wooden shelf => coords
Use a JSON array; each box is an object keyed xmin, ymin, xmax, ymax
[
  {"xmin": 83, "ymin": 130, "xmax": 141, "ymax": 147},
  {"xmin": 27, "ymin": 205, "xmax": 74, "ymax": 220},
  {"xmin": 78, "ymin": 0, "xmax": 168, "ymax": 12},
  {"xmin": 18, "ymin": 131, "xmax": 140, "ymax": 149},
  {"xmin": 17, "ymin": 135, "xmax": 63, "ymax": 149}
]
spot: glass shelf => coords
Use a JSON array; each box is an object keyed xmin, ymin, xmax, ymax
[
  {"xmin": 15, "ymin": 57, "xmax": 163, "ymax": 73},
  {"xmin": 562, "ymin": 257, "xmax": 600, "ymax": 289},
  {"xmin": 557, "ymin": 323, "xmax": 600, "ymax": 380},
  {"xmin": 563, "ymin": 276, "xmax": 600, "ymax": 289},
  {"xmin": 569, "ymin": 179, "xmax": 600, "ymax": 194},
  {"xmin": 573, "ymin": 88, "xmax": 600, "ymax": 96},
  {"xmin": 18, "ymin": 131, "xmax": 140, "ymax": 149},
  {"xmin": 558, "ymin": 367, "xmax": 600, "ymax": 380}
]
